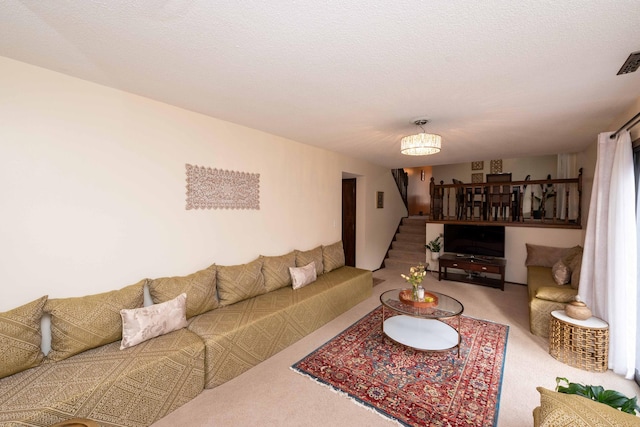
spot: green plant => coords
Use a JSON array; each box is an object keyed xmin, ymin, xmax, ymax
[
  {"xmin": 555, "ymin": 377, "xmax": 640, "ymax": 415},
  {"xmin": 425, "ymin": 235, "xmax": 442, "ymax": 253}
]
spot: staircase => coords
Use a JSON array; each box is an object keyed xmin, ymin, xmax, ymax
[{"xmin": 383, "ymin": 216, "xmax": 427, "ymax": 272}]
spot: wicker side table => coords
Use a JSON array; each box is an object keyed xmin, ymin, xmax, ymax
[{"xmin": 549, "ymin": 310, "xmax": 609, "ymax": 372}]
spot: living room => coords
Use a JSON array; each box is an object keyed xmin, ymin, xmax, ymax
[{"xmin": 1, "ymin": 2, "xmax": 640, "ymax": 426}]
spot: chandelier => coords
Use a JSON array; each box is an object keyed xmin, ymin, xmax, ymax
[{"xmin": 400, "ymin": 119, "xmax": 441, "ymax": 156}]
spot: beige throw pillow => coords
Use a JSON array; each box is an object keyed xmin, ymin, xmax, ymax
[
  {"xmin": 525, "ymin": 244, "xmax": 573, "ymax": 268},
  {"xmin": 261, "ymin": 252, "xmax": 296, "ymax": 292},
  {"xmin": 148, "ymin": 264, "xmax": 218, "ymax": 318},
  {"xmin": 120, "ymin": 293, "xmax": 188, "ymax": 349},
  {"xmin": 0, "ymin": 296, "xmax": 47, "ymax": 379},
  {"xmin": 296, "ymin": 246, "xmax": 324, "ymax": 276},
  {"xmin": 217, "ymin": 258, "xmax": 266, "ymax": 305},
  {"xmin": 45, "ymin": 281, "xmax": 145, "ymax": 361},
  {"xmin": 322, "ymin": 241, "xmax": 345, "ymax": 273},
  {"xmin": 290, "ymin": 262, "xmax": 317, "ymax": 289},
  {"xmin": 551, "ymin": 259, "xmax": 571, "ymax": 285},
  {"xmin": 535, "ymin": 286, "xmax": 577, "ymax": 303}
]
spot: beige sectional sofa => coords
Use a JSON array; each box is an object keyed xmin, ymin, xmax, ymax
[
  {"xmin": 0, "ymin": 242, "xmax": 372, "ymax": 427},
  {"xmin": 525, "ymin": 243, "xmax": 583, "ymax": 337}
]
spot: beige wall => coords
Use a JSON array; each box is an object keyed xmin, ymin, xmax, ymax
[
  {"xmin": 406, "ymin": 167, "xmax": 432, "ymax": 216},
  {"xmin": 0, "ymin": 57, "xmax": 406, "ymax": 311}
]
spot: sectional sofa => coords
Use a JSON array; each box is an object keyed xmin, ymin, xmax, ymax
[
  {"xmin": 525, "ymin": 243, "xmax": 583, "ymax": 337},
  {"xmin": 0, "ymin": 242, "xmax": 372, "ymax": 427}
]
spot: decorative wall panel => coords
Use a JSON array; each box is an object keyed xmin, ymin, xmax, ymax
[{"xmin": 186, "ymin": 164, "xmax": 260, "ymax": 210}]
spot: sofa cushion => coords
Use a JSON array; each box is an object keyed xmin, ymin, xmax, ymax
[
  {"xmin": 535, "ymin": 286, "xmax": 577, "ymax": 303},
  {"xmin": 290, "ymin": 262, "xmax": 317, "ymax": 289},
  {"xmin": 525, "ymin": 244, "xmax": 575, "ymax": 268},
  {"xmin": 322, "ymin": 241, "xmax": 346, "ymax": 273},
  {"xmin": 534, "ymin": 387, "xmax": 640, "ymax": 427},
  {"xmin": 148, "ymin": 264, "xmax": 219, "ymax": 318},
  {"xmin": 296, "ymin": 246, "xmax": 324, "ymax": 276},
  {"xmin": 217, "ymin": 257, "xmax": 266, "ymax": 306},
  {"xmin": 120, "ymin": 293, "xmax": 188, "ymax": 349},
  {"xmin": 45, "ymin": 281, "xmax": 145, "ymax": 361},
  {"xmin": 261, "ymin": 251, "xmax": 296, "ymax": 292},
  {"xmin": 0, "ymin": 296, "xmax": 47, "ymax": 379},
  {"xmin": 0, "ymin": 327, "xmax": 205, "ymax": 427},
  {"xmin": 551, "ymin": 260, "xmax": 571, "ymax": 285}
]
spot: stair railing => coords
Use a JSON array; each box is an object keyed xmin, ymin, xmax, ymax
[{"xmin": 391, "ymin": 169, "xmax": 409, "ymax": 210}]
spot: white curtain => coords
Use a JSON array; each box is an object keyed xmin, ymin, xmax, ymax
[{"xmin": 579, "ymin": 131, "xmax": 637, "ymax": 379}]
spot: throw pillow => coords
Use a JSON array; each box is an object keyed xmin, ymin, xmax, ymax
[
  {"xmin": 120, "ymin": 293, "xmax": 188, "ymax": 350},
  {"xmin": 525, "ymin": 244, "xmax": 573, "ymax": 268},
  {"xmin": 290, "ymin": 262, "xmax": 317, "ymax": 290},
  {"xmin": 0, "ymin": 296, "xmax": 48, "ymax": 379},
  {"xmin": 296, "ymin": 246, "xmax": 324, "ymax": 276},
  {"xmin": 535, "ymin": 387, "xmax": 640, "ymax": 427},
  {"xmin": 217, "ymin": 257, "xmax": 266, "ymax": 305},
  {"xmin": 148, "ymin": 263, "xmax": 218, "ymax": 319},
  {"xmin": 535, "ymin": 286, "xmax": 577, "ymax": 303},
  {"xmin": 45, "ymin": 280, "xmax": 145, "ymax": 361},
  {"xmin": 551, "ymin": 259, "xmax": 571, "ymax": 285},
  {"xmin": 261, "ymin": 252, "xmax": 296, "ymax": 292},
  {"xmin": 322, "ymin": 241, "xmax": 345, "ymax": 273}
]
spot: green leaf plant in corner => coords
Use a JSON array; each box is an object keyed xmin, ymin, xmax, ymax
[
  {"xmin": 555, "ymin": 377, "xmax": 640, "ymax": 415},
  {"xmin": 425, "ymin": 234, "xmax": 442, "ymax": 253}
]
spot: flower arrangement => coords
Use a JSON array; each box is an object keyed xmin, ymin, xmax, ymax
[{"xmin": 401, "ymin": 263, "xmax": 427, "ymax": 300}]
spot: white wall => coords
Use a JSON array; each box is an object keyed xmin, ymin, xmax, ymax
[
  {"xmin": 0, "ymin": 57, "xmax": 406, "ymax": 311},
  {"xmin": 427, "ymin": 223, "xmax": 583, "ymax": 284}
]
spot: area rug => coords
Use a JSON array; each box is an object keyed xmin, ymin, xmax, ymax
[{"xmin": 291, "ymin": 306, "xmax": 508, "ymax": 427}]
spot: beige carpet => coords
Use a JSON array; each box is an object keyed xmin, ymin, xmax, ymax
[{"xmin": 152, "ymin": 268, "xmax": 640, "ymax": 427}]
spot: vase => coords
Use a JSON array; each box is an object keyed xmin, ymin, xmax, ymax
[
  {"xmin": 565, "ymin": 301, "xmax": 592, "ymax": 320},
  {"xmin": 431, "ymin": 251, "xmax": 440, "ymax": 261}
]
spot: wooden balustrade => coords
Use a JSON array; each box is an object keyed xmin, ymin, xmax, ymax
[{"xmin": 429, "ymin": 169, "xmax": 582, "ymax": 228}]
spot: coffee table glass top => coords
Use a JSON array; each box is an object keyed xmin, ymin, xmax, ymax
[{"xmin": 380, "ymin": 289, "xmax": 464, "ymax": 318}]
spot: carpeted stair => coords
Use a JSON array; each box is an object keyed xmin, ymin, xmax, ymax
[{"xmin": 383, "ymin": 216, "xmax": 427, "ymax": 271}]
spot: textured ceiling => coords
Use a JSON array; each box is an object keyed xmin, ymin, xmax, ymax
[{"xmin": 2, "ymin": 1, "xmax": 639, "ymax": 168}]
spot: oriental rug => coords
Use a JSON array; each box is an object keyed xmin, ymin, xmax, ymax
[{"xmin": 291, "ymin": 306, "xmax": 508, "ymax": 427}]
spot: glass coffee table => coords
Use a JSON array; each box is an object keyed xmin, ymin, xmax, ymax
[{"xmin": 380, "ymin": 289, "xmax": 464, "ymax": 355}]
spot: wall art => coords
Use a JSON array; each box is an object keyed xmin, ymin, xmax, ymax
[
  {"xmin": 471, "ymin": 161, "xmax": 484, "ymax": 171},
  {"xmin": 490, "ymin": 159, "xmax": 503, "ymax": 174},
  {"xmin": 471, "ymin": 173, "xmax": 484, "ymax": 183},
  {"xmin": 185, "ymin": 164, "xmax": 260, "ymax": 210},
  {"xmin": 376, "ymin": 191, "xmax": 384, "ymax": 209}
]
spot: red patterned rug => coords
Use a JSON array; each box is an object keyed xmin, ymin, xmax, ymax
[{"xmin": 292, "ymin": 306, "xmax": 508, "ymax": 427}]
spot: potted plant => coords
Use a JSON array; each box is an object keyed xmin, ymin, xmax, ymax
[
  {"xmin": 425, "ymin": 235, "xmax": 442, "ymax": 260},
  {"xmin": 555, "ymin": 377, "xmax": 640, "ymax": 415}
]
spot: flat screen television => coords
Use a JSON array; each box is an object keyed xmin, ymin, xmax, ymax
[{"xmin": 443, "ymin": 224, "xmax": 505, "ymax": 258}]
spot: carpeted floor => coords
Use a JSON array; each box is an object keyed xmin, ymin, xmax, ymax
[
  {"xmin": 292, "ymin": 306, "xmax": 508, "ymax": 426},
  {"xmin": 151, "ymin": 268, "xmax": 640, "ymax": 426}
]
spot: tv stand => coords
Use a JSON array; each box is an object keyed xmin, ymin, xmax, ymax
[{"xmin": 438, "ymin": 253, "xmax": 506, "ymax": 291}]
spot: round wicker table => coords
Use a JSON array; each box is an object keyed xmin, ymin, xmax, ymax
[{"xmin": 549, "ymin": 310, "xmax": 609, "ymax": 372}]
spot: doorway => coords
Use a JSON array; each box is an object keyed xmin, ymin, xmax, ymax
[{"xmin": 342, "ymin": 178, "xmax": 356, "ymax": 266}]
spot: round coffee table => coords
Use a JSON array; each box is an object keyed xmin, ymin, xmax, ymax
[{"xmin": 380, "ymin": 289, "xmax": 464, "ymax": 355}]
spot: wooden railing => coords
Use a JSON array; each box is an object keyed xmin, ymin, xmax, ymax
[
  {"xmin": 429, "ymin": 169, "xmax": 583, "ymax": 228},
  {"xmin": 392, "ymin": 168, "xmax": 408, "ymax": 210}
]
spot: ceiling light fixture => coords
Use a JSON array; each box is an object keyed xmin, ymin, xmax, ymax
[{"xmin": 401, "ymin": 119, "xmax": 441, "ymax": 156}]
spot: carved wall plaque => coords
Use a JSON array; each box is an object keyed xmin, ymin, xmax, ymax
[{"xmin": 186, "ymin": 164, "xmax": 260, "ymax": 210}]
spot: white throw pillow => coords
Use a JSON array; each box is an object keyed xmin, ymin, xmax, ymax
[
  {"xmin": 120, "ymin": 293, "xmax": 188, "ymax": 349},
  {"xmin": 290, "ymin": 262, "xmax": 317, "ymax": 290}
]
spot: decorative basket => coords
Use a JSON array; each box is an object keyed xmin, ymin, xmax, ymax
[{"xmin": 399, "ymin": 289, "xmax": 438, "ymax": 308}]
